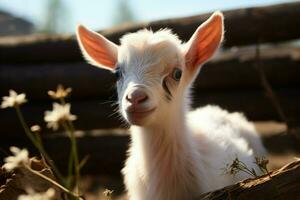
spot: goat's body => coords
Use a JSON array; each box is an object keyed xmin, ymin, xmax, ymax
[
  {"xmin": 77, "ymin": 13, "xmax": 266, "ymax": 200},
  {"xmin": 123, "ymin": 105, "xmax": 265, "ymax": 200}
]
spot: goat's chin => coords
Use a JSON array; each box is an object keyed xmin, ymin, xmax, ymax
[
  {"xmin": 125, "ymin": 108, "xmax": 156, "ymax": 126},
  {"xmin": 127, "ymin": 117, "xmax": 146, "ymax": 126}
]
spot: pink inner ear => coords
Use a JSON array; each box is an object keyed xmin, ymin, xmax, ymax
[
  {"xmin": 185, "ymin": 12, "xmax": 223, "ymax": 71},
  {"xmin": 77, "ymin": 25, "xmax": 118, "ymax": 69}
]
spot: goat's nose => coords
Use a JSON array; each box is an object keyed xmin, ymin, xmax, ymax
[{"xmin": 126, "ymin": 89, "xmax": 148, "ymax": 106}]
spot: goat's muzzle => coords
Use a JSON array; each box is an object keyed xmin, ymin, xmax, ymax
[{"xmin": 123, "ymin": 86, "xmax": 156, "ymax": 125}]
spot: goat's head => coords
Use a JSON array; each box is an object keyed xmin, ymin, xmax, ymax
[{"xmin": 76, "ymin": 12, "xmax": 223, "ymax": 126}]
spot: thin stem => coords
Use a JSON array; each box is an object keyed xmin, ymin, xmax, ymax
[
  {"xmin": 62, "ymin": 121, "xmax": 80, "ymax": 194},
  {"xmin": 238, "ymin": 161, "xmax": 258, "ymax": 178},
  {"xmin": 15, "ymin": 106, "xmax": 38, "ymax": 146},
  {"xmin": 239, "ymin": 162, "xmax": 256, "ymax": 177},
  {"xmin": 258, "ymin": 165, "xmax": 269, "ymax": 176},
  {"xmin": 58, "ymin": 97, "xmax": 74, "ymax": 189},
  {"xmin": 255, "ymin": 43, "xmax": 288, "ymax": 129},
  {"xmin": 25, "ymin": 165, "xmax": 82, "ymax": 200},
  {"xmin": 59, "ymin": 97, "xmax": 80, "ymax": 192},
  {"xmin": 240, "ymin": 168, "xmax": 257, "ymax": 178},
  {"xmin": 37, "ymin": 143, "xmax": 66, "ymax": 185},
  {"xmin": 35, "ymin": 132, "xmax": 42, "ymax": 146},
  {"xmin": 67, "ymin": 148, "xmax": 74, "ymax": 189},
  {"xmin": 14, "ymin": 105, "xmax": 65, "ymax": 185},
  {"xmin": 59, "ymin": 98, "xmax": 66, "ymax": 105}
]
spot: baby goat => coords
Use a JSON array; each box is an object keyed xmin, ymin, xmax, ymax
[{"xmin": 76, "ymin": 12, "xmax": 266, "ymax": 200}]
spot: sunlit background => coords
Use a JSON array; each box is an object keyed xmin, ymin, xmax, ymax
[
  {"xmin": 1, "ymin": 1, "xmax": 300, "ymax": 199},
  {"xmin": 0, "ymin": 0, "xmax": 297, "ymax": 35}
]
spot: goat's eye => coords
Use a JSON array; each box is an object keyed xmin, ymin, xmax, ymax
[
  {"xmin": 114, "ymin": 67, "xmax": 122, "ymax": 81},
  {"xmin": 172, "ymin": 68, "xmax": 182, "ymax": 81}
]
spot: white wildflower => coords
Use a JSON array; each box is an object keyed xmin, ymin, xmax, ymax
[
  {"xmin": 44, "ymin": 103, "xmax": 77, "ymax": 130},
  {"xmin": 18, "ymin": 188, "xmax": 55, "ymax": 200},
  {"xmin": 3, "ymin": 147, "xmax": 29, "ymax": 171},
  {"xmin": 1, "ymin": 90, "xmax": 27, "ymax": 108},
  {"xmin": 48, "ymin": 84, "xmax": 72, "ymax": 99}
]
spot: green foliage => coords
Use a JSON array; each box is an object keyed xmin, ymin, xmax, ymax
[
  {"xmin": 113, "ymin": 0, "xmax": 136, "ymax": 25},
  {"xmin": 41, "ymin": 0, "xmax": 71, "ymax": 33}
]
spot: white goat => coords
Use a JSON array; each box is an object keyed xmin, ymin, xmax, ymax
[{"xmin": 76, "ymin": 12, "xmax": 266, "ymax": 200}]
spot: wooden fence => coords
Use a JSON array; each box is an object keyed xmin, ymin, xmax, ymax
[{"xmin": 0, "ymin": 2, "xmax": 300, "ymax": 175}]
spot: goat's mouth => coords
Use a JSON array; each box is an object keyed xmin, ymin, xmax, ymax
[{"xmin": 126, "ymin": 107, "xmax": 156, "ymax": 125}]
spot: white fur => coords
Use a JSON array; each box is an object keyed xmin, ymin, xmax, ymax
[
  {"xmin": 77, "ymin": 15, "xmax": 266, "ymax": 200},
  {"xmin": 118, "ymin": 30, "xmax": 266, "ymax": 200}
]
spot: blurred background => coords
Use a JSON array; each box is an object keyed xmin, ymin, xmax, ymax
[
  {"xmin": 0, "ymin": 0, "xmax": 296, "ymax": 35},
  {"xmin": 0, "ymin": 0, "xmax": 300, "ymax": 199}
]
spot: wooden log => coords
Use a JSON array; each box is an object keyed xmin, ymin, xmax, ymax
[
  {"xmin": 1, "ymin": 46, "xmax": 300, "ymax": 101},
  {"xmin": 0, "ymin": 131, "xmax": 129, "ymax": 175},
  {"xmin": 1, "ymin": 136, "xmax": 299, "ymax": 199},
  {"xmin": 0, "ymin": 129, "xmax": 299, "ymax": 176},
  {"xmin": 263, "ymin": 131, "xmax": 300, "ymax": 154},
  {"xmin": 0, "ymin": 2, "xmax": 300, "ymax": 63},
  {"xmin": 197, "ymin": 159, "xmax": 300, "ymax": 200},
  {"xmin": 0, "ymin": 100, "xmax": 122, "ymax": 137},
  {"xmin": 195, "ymin": 46, "xmax": 300, "ymax": 90},
  {"xmin": 0, "ymin": 62, "xmax": 116, "ymax": 100},
  {"xmin": 0, "ymin": 88, "xmax": 299, "ymax": 137},
  {"xmin": 0, "ymin": 158, "xmax": 64, "ymax": 200}
]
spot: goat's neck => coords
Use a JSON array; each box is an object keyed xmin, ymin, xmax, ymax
[
  {"xmin": 129, "ymin": 95, "xmax": 202, "ymax": 198},
  {"xmin": 130, "ymin": 94, "xmax": 198, "ymax": 176},
  {"xmin": 131, "ymin": 96, "xmax": 189, "ymax": 150}
]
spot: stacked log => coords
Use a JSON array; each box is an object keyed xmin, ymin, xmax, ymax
[
  {"xmin": 0, "ymin": 2, "xmax": 300, "ymax": 181},
  {"xmin": 0, "ymin": 46, "xmax": 299, "ymax": 136},
  {"xmin": 198, "ymin": 159, "xmax": 300, "ymax": 200},
  {"xmin": 0, "ymin": 2, "xmax": 300, "ymax": 63}
]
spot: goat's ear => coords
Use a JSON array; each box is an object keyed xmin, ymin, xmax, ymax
[
  {"xmin": 76, "ymin": 24, "xmax": 118, "ymax": 71},
  {"xmin": 184, "ymin": 11, "xmax": 223, "ymax": 72}
]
